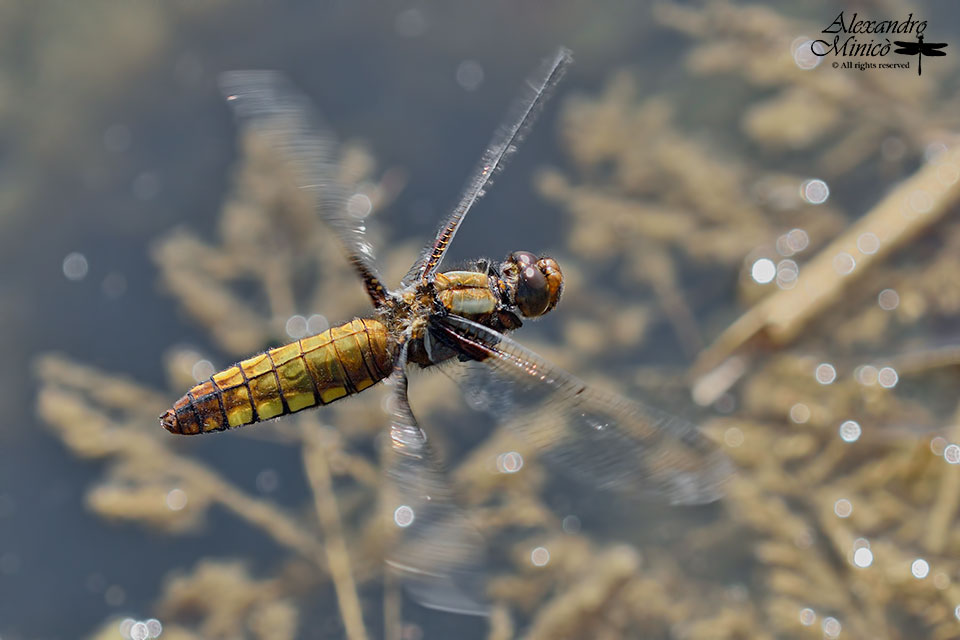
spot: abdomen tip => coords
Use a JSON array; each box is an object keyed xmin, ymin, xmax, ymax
[{"xmin": 160, "ymin": 409, "xmax": 179, "ymax": 434}]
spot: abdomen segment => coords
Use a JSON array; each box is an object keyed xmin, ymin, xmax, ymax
[{"xmin": 161, "ymin": 318, "xmax": 392, "ymax": 434}]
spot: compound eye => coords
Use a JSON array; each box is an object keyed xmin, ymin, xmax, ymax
[
  {"xmin": 510, "ymin": 252, "xmax": 550, "ymax": 317},
  {"xmin": 536, "ymin": 257, "xmax": 563, "ymax": 313},
  {"xmin": 509, "ymin": 251, "xmax": 537, "ymax": 267}
]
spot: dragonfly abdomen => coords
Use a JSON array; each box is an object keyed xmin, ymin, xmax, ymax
[{"xmin": 160, "ymin": 318, "xmax": 393, "ymax": 434}]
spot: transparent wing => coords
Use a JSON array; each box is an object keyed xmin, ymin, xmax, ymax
[
  {"xmin": 382, "ymin": 343, "xmax": 489, "ymax": 616},
  {"xmin": 403, "ymin": 48, "xmax": 573, "ymax": 286},
  {"xmin": 430, "ymin": 315, "xmax": 732, "ymax": 506},
  {"xmin": 219, "ymin": 71, "xmax": 388, "ymax": 305}
]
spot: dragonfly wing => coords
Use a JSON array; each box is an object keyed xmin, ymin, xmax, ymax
[
  {"xmin": 402, "ymin": 48, "xmax": 573, "ymax": 286},
  {"xmin": 430, "ymin": 315, "xmax": 733, "ymax": 506},
  {"xmin": 924, "ymin": 48, "xmax": 947, "ymax": 56},
  {"xmin": 893, "ymin": 41, "xmax": 919, "ymax": 54},
  {"xmin": 383, "ymin": 346, "xmax": 489, "ymax": 616},
  {"xmin": 219, "ymin": 71, "xmax": 388, "ymax": 305}
]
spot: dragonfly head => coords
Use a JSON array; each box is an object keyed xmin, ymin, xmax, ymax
[{"xmin": 501, "ymin": 250, "xmax": 563, "ymax": 318}]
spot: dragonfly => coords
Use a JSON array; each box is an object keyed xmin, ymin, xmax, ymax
[
  {"xmin": 893, "ymin": 34, "xmax": 948, "ymax": 76},
  {"xmin": 160, "ymin": 48, "xmax": 731, "ymax": 615}
]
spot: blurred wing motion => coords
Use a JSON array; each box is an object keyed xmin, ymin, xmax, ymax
[
  {"xmin": 404, "ymin": 48, "xmax": 573, "ymax": 286},
  {"xmin": 431, "ymin": 315, "xmax": 732, "ymax": 505},
  {"xmin": 383, "ymin": 343, "xmax": 489, "ymax": 615},
  {"xmin": 219, "ymin": 71, "xmax": 388, "ymax": 305}
]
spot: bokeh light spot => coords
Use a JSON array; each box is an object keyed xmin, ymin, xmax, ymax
[
  {"xmin": 347, "ymin": 193, "xmax": 372, "ymax": 218},
  {"xmin": 191, "ymin": 359, "xmax": 214, "ymax": 383},
  {"xmin": 165, "ymin": 488, "xmax": 187, "ymax": 511},
  {"xmin": 63, "ymin": 252, "xmax": 89, "ymax": 281},
  {"xmin": 855, "ymin": 365, "xmax": 878, "ymax": 386},
  {"xmin": 394, "ymin": 505, "xmax": 415, "ymax": 528},
  {"xmin": 776, "ymin": 260, "xmax": 799, "ymax": 289},
  {"xmin": 877, "ymin": 367, "xmax": 898, "ymax": 388},
  {"xmin": 944, "ymin": 444, "xmax": 960, "ymax": 465},
  {"xmin": 130, "ymin": 622, "xmax": 149, "ymax": 640},
  {"xmin": 801, "ymin": 179, "xmax": 830, "ymax": 204},
  {"xmin": 853, "ymin": 547, "xmax": 873, "ymax": 568},
  {"xmin": 307, "ymin": 314, "xmax": 329, "ymax": 335},
  {"xmin": 793, "ymin": 39, "xmax": 823, "ymax": 69},
  {"xmin": 789, "ymin": 403, "xmax": 811, "ymax": 424},
  {"xmin": 856, "ymin": 232, "xmax": 880, "ymax": 255},
  {"xmin": 120, "ymin": 618, "xmax": 135, "ymax": 638},
  {"xmin": 878, "ymin": 288, "xmax": 899, "ymax": 311},
  {"xmin": 833, "ymin": 252, "xmax": 856, "ymax": 275},
  {"xmin": 286, "ymin": 315, "xmax": 308, "ymax": 339},
  {"xmin": 496, "ymin": 451, "xmax": 524, "ymax": 474},
  {"xmin": 822, "ymin": 617, "xmax": 842, "ymax": 638},
  {"xmin": 724, "ymin": 427, "xmax": 744, "ymax": 448},
  {"xmin": 911, "ymin": 558, "xmax": 930, "ymax": 579},
  {"xmin": 931, "ymin": 437, "xmax": 947, "ymax": 456},
  {"xmin": 839, "ymin": 420, "xmax": 861, "ymax": 443},
  {"xmin": 531, "ymin": 546, "xmax": 550, "ymax": 567},
  {"xmin": 815, "ymin": 363, "xmax": 837, "ymax": 385},
  {"xmin": 751, "ymin": 258, "xmax": 775, "ymax": 284},
  {"xmin": 786, "ymin": 228, "xmax": 809, "ymax": 252},
  {"xmin": 562, "ymin": 515, "xmax": 581, "ymax": 534}
]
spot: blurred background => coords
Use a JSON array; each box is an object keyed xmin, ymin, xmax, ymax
[{"xmin": 4, "ymin": 1, "xmax": 960, "ymax": 638}]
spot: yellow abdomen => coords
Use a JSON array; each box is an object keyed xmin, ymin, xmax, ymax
[{"xmin": 161, "ymin": 318, "xmax": 393, "ymax": 435}]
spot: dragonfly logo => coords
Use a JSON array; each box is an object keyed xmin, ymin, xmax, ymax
[
  {"xmin": 809, "ymin": 11, "xmax": 948, "ymax": 76},
  {"xmin": 893, "ymin": 35, "xmax": 948, "ymax": 76}
]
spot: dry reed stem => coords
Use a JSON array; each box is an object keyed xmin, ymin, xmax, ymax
[
  {"xmin": 694, "ymin": 143, "xmax": 960, "ymax": 379},
  {"xmin": 301, "ymin": 423, "xmax": 370, "ymax": 640}
]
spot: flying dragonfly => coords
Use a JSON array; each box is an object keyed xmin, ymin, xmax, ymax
[{"xmin": 160, "ymin": 48, "xmax": 732, "ymax": 615}]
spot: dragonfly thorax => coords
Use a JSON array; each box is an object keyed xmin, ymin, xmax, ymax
[{"xmin": 430, "ymin": 251, "xmax": 563, "ymax": 327}]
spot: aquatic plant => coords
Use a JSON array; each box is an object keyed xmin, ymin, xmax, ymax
[{"xmin": 34, "ymin": 1, "xmax": 960, "ymax": 638}]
